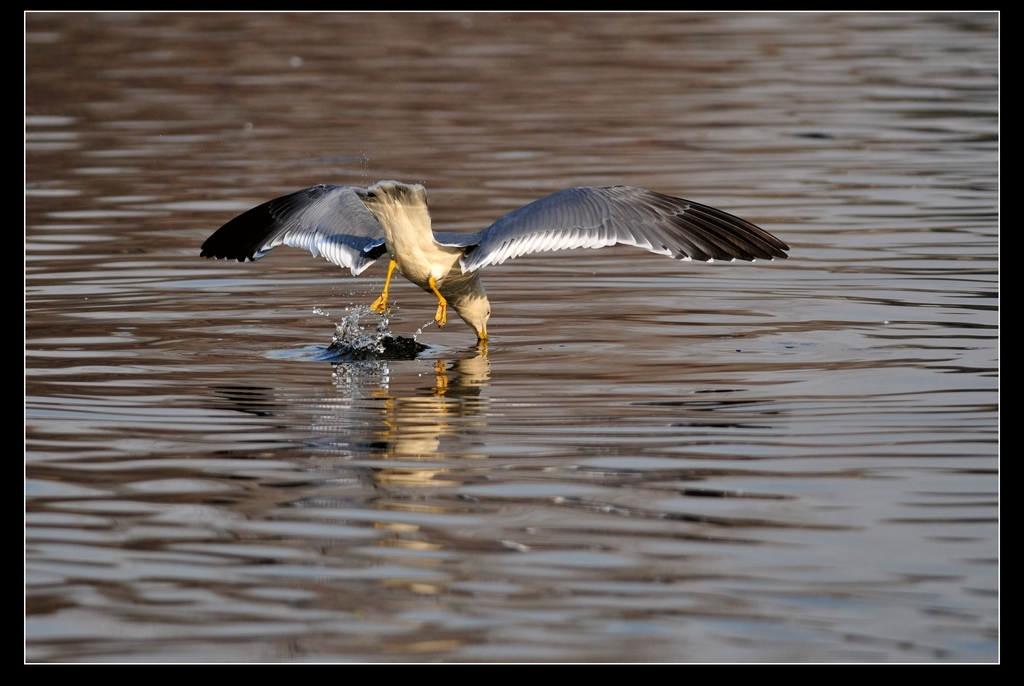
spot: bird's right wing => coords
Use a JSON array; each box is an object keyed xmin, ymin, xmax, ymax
[
  {"xmin": 200, "ymin": 184, "xmax": 387, "ymax": 275},
  {"xmin": 456, "ymin": 186, "xmax": 789, "ymax": 273}
]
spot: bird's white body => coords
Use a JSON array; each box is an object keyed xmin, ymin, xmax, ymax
[
  {"xmin": 365, "ymin": 184, "xmax": 449, "ymax": 282},
  {"xmin": 359, "ymin": 182, "xmax": 491, "ymax": 338}
]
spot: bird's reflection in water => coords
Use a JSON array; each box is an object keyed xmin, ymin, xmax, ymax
[
  {"xmin": 210, "ymin": 305, "xmax": 491, "ymax": 496},
  {"xmin": 329, "ymin": 348, "xmax": 491, "ymax": 490},
  {"xmin": 319, "ymin": 305, "xmax": 491, "ymax": 491}
]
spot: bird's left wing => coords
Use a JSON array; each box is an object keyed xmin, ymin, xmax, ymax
[
  {"xmin": 200, "ymin": 184, "xmax": 387, "ymax": 275},
  {"xmin": 454, "ymin": 186, "xmax": 788, "ymax": 273}
]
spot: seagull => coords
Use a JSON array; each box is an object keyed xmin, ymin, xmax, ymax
[{"xmin": 201, "ymin": 180, "xmax": 788, "ymax": 342}]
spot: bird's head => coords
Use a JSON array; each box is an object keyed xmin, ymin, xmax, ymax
[
  {"xmin": 453, "ymin": 293, "xmax": 490, "ymax": 343},
  {"xmin": 362, "ymin": 180, "xmax": 428, "ymax": 207}
]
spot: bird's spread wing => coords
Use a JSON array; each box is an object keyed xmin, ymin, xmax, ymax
[
  {"xmin": 456, "ymin": 186, "xmax": 789, "ymax": 273},
  {"xmin": 200, "ymin": 184, "xmax": 387, "ymax": 275}
]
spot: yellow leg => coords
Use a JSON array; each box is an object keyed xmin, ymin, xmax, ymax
[
  {"xmin": 370, "ymin": 259, "xmax": 397, "ymax": 313},
  {"xmin": 428, "ymin": 276, "xmax": 447, "ymax": 326}
]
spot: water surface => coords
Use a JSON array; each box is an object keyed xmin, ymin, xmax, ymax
[{"xmin": 26, "ymin": 12, "xmax": 998, "ymax": 662}]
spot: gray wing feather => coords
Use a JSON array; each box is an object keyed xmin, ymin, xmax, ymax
[
  {"xmin": 458, "ymin": 186, "xmax": 788, "ymax": 273},
  {"xmin": 200, "ymin": 184, "xmax": 386, "ymax": 276}
]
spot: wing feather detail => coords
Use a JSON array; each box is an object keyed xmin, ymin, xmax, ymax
[{"xmin": 459, "ymin": 186, "xmax": 788, "ymax": 273}]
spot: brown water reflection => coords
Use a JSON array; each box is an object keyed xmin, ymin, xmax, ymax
[{"xmin": 26, "ymin": 13, "xmax": 997, "ymax": 662}]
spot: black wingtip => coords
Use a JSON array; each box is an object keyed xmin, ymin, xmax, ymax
[{"xmin": 199, "ymin": 199, "xmax": 279, "ymax": 261}]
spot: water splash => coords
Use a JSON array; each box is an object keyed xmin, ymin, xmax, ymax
[
  {"xmin": 414, "ymin": 319, "xmax": 436, "ymax": 337},
  {"xmin": 326, "ymin": 305, "xmax": 428, "ymax": 362}
]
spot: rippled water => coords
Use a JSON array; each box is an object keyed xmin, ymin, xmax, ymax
[{"xmin": 26, "ymin": 13, "xmax": 998, "ymax": 662}]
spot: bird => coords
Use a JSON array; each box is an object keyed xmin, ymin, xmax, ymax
[{"xmin": 201, "ymin": 180, "xmax": 789, "ymax": 342}]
